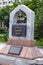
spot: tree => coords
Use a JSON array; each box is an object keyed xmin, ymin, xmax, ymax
[
  {"xmin": 0, "ymin": 5, "xmax": 13, "ymax": 27},
  {"xmin": 0, "ymin": 0, "xmax": 43, "ymax": 40}
]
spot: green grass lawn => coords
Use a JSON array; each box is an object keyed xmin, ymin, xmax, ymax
[
  {"xmin": 0, "ymin": 34, "xmax": 5, "ymax": 42},
  {"xmin": 35, "ymin": 40, "xmax": 43, "ymax": 46},
  {"xmin": 0, "ymin": 37, "xmax": 5, "ymax": 42}
]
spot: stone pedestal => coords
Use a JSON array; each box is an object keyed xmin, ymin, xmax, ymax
[{"xmin": 7, "ymin": 39, "xmax": 34, "ymax": 47}]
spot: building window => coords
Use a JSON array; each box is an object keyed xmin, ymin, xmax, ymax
[
  {"xmin": 0, "ymin": 3, "xmax": 1, "ymax": 4},
  {"xmin": 9, "ymin": 1, "xmax": 12, "ymax": 3},
  {"xmin": 3, "ymin": 2, "xmax": 7, "ymax": 4},
  {"xmin": 3, "ymin": 2, "xmax": 6, "ymax": 4}
]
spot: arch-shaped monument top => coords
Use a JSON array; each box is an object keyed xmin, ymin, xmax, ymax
[{"xmin": 9, "ymin": 4, "xmax": 35, "ymax": 40}]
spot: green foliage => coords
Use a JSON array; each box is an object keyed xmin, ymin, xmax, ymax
[
  {"xmin": 0, "ymin": 5, "xmax": 14, "ymax": 27},
  {"xmin": 0, "ymin": 37, "xmax": 5, "ymax": 42},
  {"xmin": 35, "ymin": 40, "xmax": 43, "ymax": 46},
  {"xmin": 0, "ymin": 33, "xmax": 8, "ymax": 42},
  {"xmin": 3, "ymin": 33, "xmax": 8, "ymax": 41},
  {"xmin": 0, "ymin": 0, "xmax": 43, "ymax": 40},
  {"xmin": 0, "ymin": 27, "xmax": 7, "ymax": 34},
  {"xmin": 34, "ymin": 1, "xmax": 43, "ymax": 40}
]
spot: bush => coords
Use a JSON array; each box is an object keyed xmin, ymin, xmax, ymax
[
  {"xmin": 0, "ymin": 33, "xmax": 8, "ymax": 42},
  {"xmin": 3, "ymin": 33, "xmax": 9, "ymax": 41},
  {"xmin": 0, "ymin": 27, "xmax": 7, "ymax": 34},
  {"xmin": 0, "ymin": 37, "xmax": 5, "ymax": 42}
]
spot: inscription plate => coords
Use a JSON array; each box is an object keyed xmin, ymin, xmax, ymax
[{"xmin": 8, "ymin": 45, "xmax": 22, "ymax": 55}]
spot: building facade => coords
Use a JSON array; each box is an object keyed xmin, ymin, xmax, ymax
[
  {"xmin": 0, "ymin": 0, "xmax": 22, "ymax": 8},
  {"xmin": 0, "ymin": 0, "xmax": 22, "ymax": 27}
]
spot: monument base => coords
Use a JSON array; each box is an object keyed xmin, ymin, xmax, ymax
[
  {"xmin": 7, "ymin": 39, "xmax": 34, "ymax": 47},
  {"xmin": 0, "ymin": 44, "xmax": 43, "ymax": 60}
]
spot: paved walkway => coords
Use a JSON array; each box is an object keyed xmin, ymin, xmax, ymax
[
  {"xmin": 0, "ymin": 43, "xmax": 6, "ymax": 50},
  {"xmin": 38, "ymin": 48, "xmax": 43, "ymax": 54}
]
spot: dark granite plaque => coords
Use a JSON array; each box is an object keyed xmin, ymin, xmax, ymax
[
  {"xmin": 12, "ymin": 25, "xmax": 26, "ymax": 37},
  {"xmin": 8, "ymin": 45, "xmax": 22, "ymax": 55}
]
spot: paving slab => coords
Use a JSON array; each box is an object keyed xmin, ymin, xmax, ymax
[
  {"xmin": 0, "ymin": 43, "xmax": 6, "ymax": 50},
  {"xmin": 38, "ymin": 47, "xmax": 43, "ymax": 54}
]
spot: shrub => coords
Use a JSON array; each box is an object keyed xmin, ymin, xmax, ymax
[
  {"xmin": 3, "ymin": 33, "xmax": 9, "ymax": 41},
  {"xmin": 0, "ymin": 27, "xmax": 8, "ymax": 34}
]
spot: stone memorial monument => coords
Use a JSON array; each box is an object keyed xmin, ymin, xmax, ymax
[
  {"xmin": 8, "ymin": 4, "xmax": 34, "ymax": 46},
  {"xmin": 0, "ymin": 4, "xmax": 43, "ymax": 65}
]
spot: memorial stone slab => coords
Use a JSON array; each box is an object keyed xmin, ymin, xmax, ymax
[
  {"xmin": 9, "ymin": 4, "xmax": 35, "ymax": 41},
  {"xmin": 7, "ymin": 4, "xmax": 35, "ymax": 47}
]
